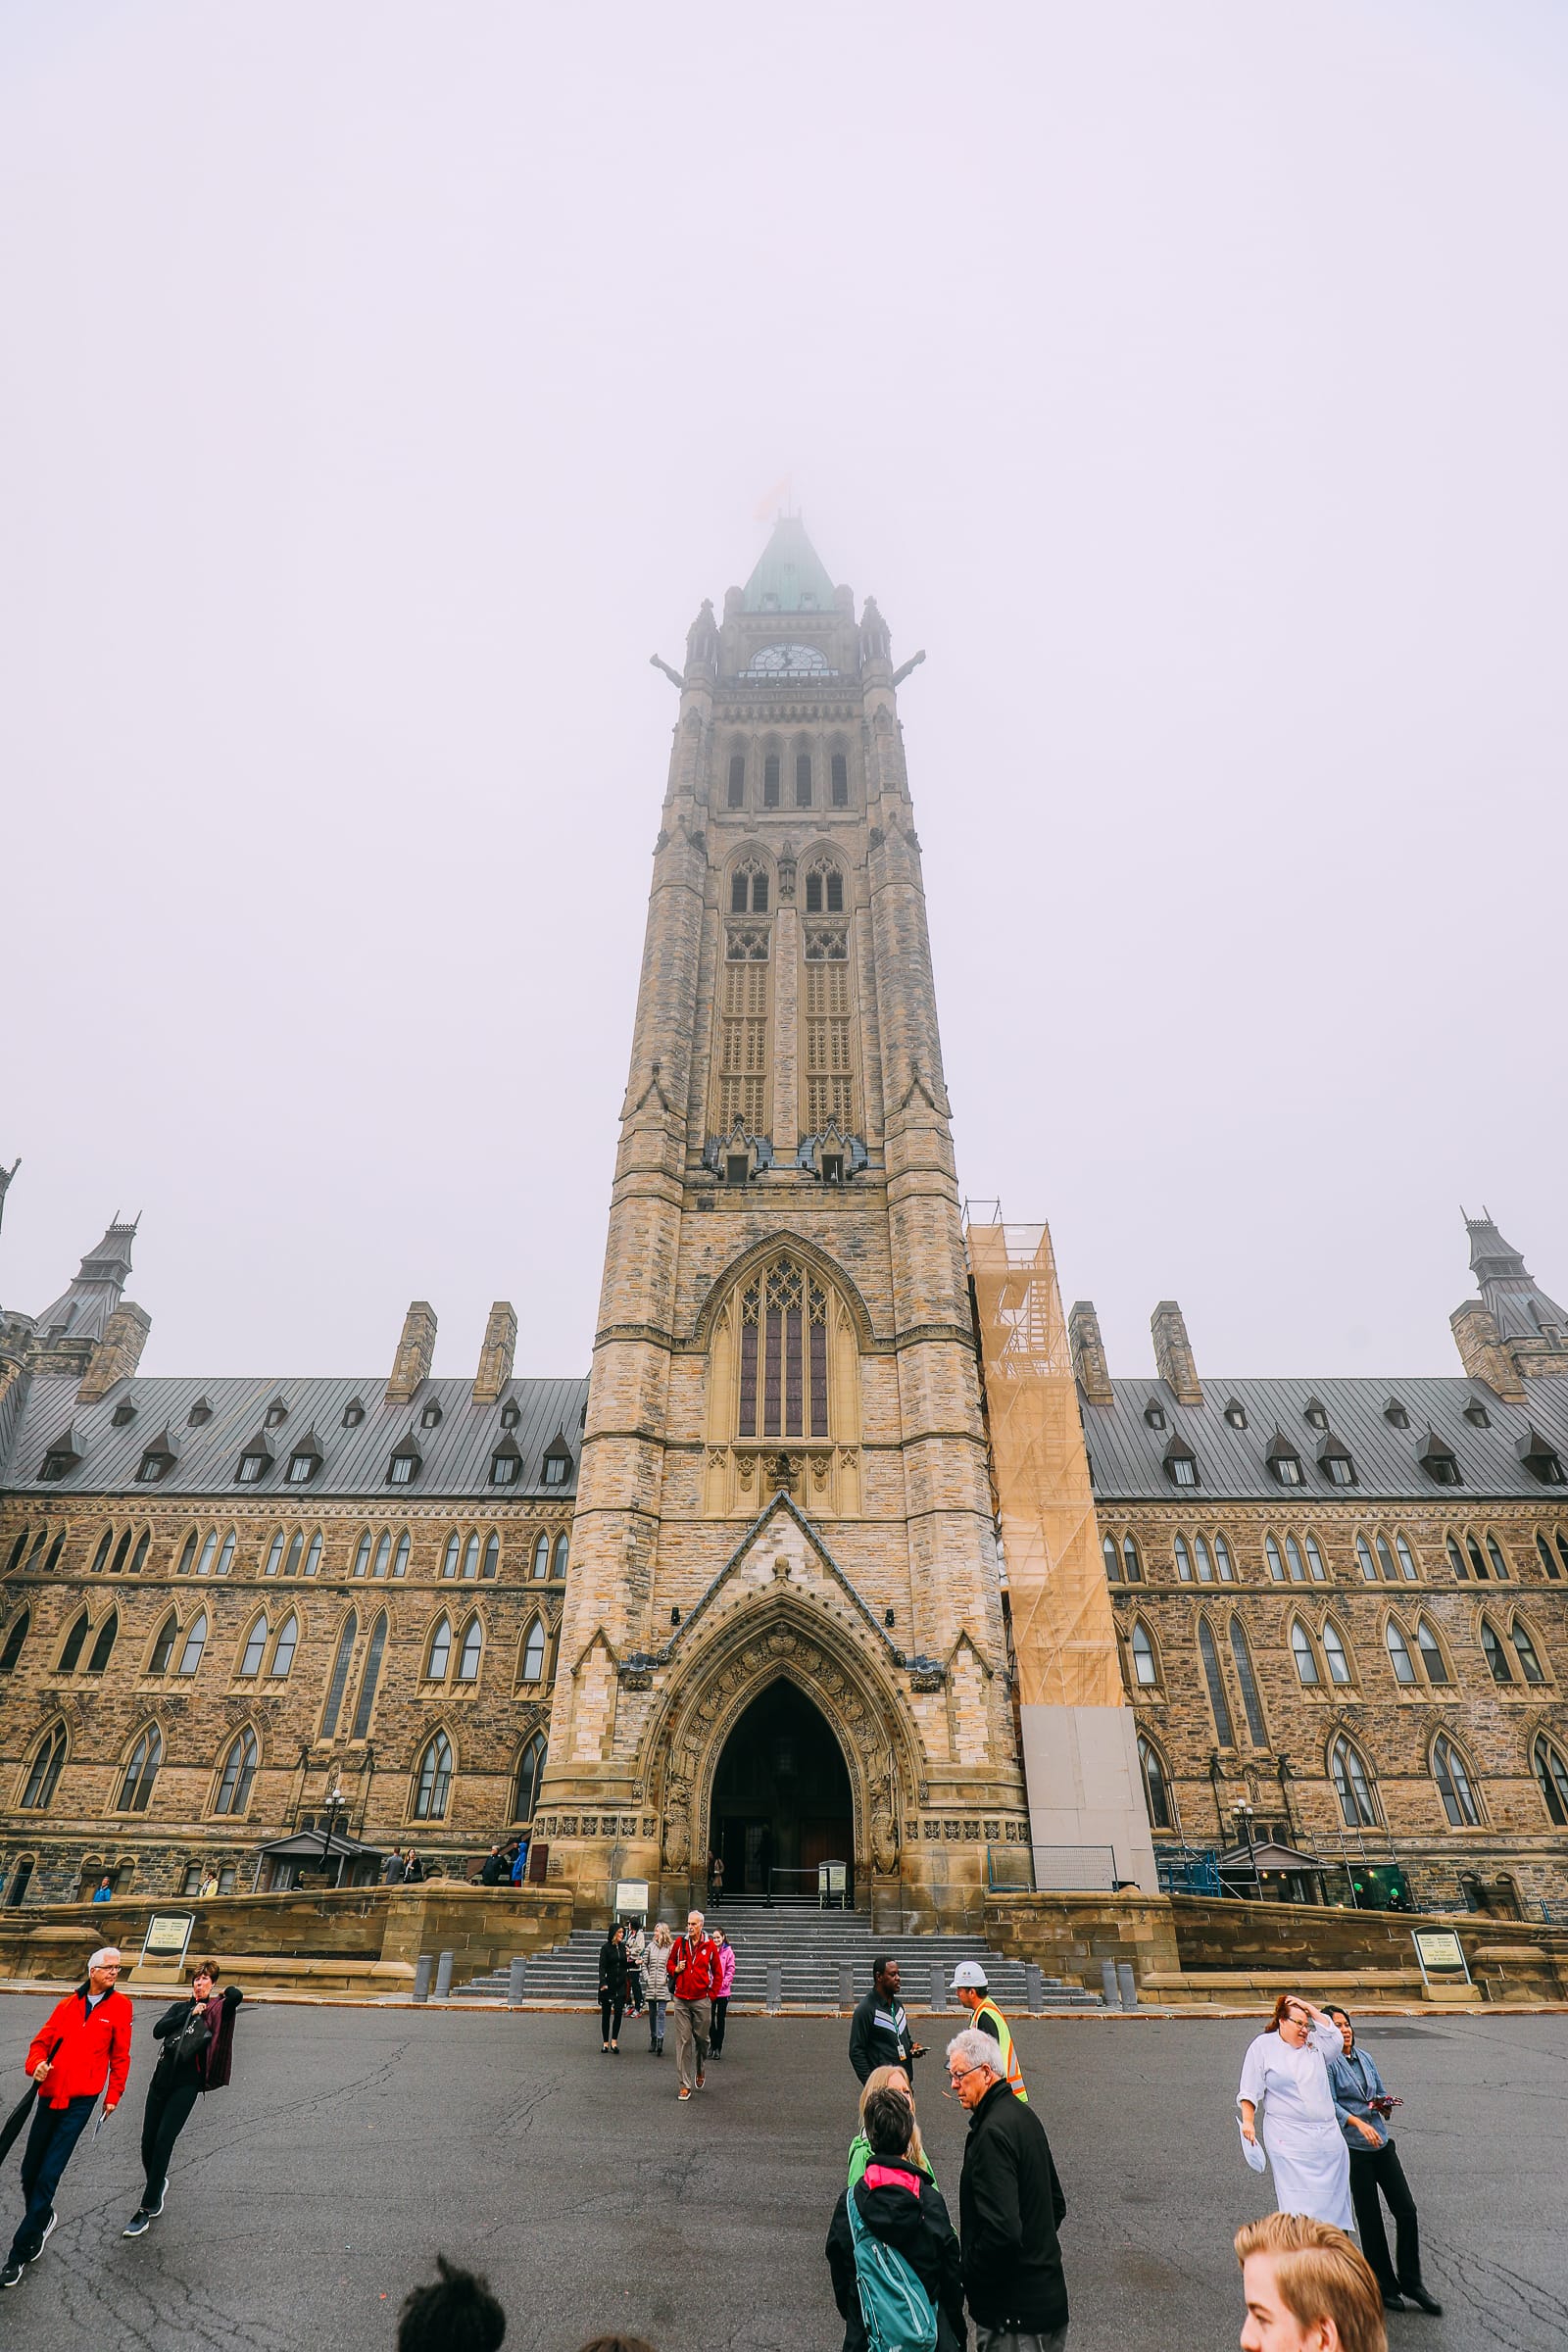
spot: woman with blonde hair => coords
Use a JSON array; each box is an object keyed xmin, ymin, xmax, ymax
[
  {"xmin": 847, "ymin": 2062, "xmax": 938, "ymax": 2190},
  {"xmin": 644, "ymin": 1921, "xmax": 673, "ymax": 2057}
]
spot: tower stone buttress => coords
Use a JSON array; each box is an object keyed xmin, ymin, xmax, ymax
[{"xmin": 538, "ymin": 520, "xmax": 1029, "ymax": 1930}]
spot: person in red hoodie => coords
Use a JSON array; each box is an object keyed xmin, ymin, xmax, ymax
[
  {"xmin": 665, "ymin": 1908, "xmax": 719, "ymax": 2103},
  {"xmin": 1, "ymin": 1946, "xmax": 132, "ymax": 2288}
]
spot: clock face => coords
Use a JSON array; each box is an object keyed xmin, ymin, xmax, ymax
[{"xmin": 742, "ymin": 642, "xmax": 833, "ymax": 677}]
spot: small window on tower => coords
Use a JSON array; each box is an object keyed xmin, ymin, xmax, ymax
[
  {"xmin": 806, "ymin": 871, "xmax": 822, "ymax": 914},
  {"xmin": 727, "ymin": 753, "xmax": 745, "ymax": 808},
  {"xmin": 826, "ymin": 869, "xmax": 844, "ymax": 912},
  {"xmin": 796, "ymin": 753, "xmax": 812, "ymax": 807},
  {"xmin": 751, "ymin": 871, "xmax": 768, "ymax": 913},
  {"xmin": 731, "ymin": 871, "xmax": 748, "ymax": 913},
  {"xmin": 763, "ymin": 756, "xmax": 780, "ymax": 808},
  {"xmin": 726, "ymin": 1155, "xmax": 750, "ymax": 1188},
  {"xmin": 831, "ymin": 753, "xmax": 849, "ymax": 806},
  {"xmin": 821, "ymin": 1154, "xmax": 844, "ymax": 1186}
]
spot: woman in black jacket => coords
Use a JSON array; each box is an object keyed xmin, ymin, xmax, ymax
[
  {"xmin": 825, "ymin": 2085, "xmax": 965, "ymax": 2352},
  {"xmin": 122, "ymin": 1961, "xmax": 243, "ymax": 2236},
  {"xmin": 598, "ymin": 1922, "xmax": 628, "ymax": 2053}
]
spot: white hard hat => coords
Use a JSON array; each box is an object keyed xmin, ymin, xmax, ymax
[{"xmin": 951, "ymin": 1961, "xmax": 988, "ymax": 1990}]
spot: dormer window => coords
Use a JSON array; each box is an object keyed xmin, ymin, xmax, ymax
[
  {"xmin": 1223, "ymin": 1400, "xmax": 1248, "ymax": 1432},
  {"xmin": 490, "ymin": 1450, "xmax": 519, "ymax": 1486},
  {"xmin": 265, "ymin": 1400, "xmax": 288, "ymax": 1430},
  {"xmin": 1318, "ymin": 1435, "xmax": 1356, "ymax": 1487},
  {"xmin": 40, "ymin": 1449, "xmax": 74, "ymax": 1483},
  {"xmin": 342, "ymin": 1399, "xmax": 365, "ymax": 1429},
  {"xmin": 136, "ymin": 1449, "xmax": 172, "ymax": 1484},
  {"xmin": 420, "ymin": 1402, "xmax": 442, "ymax": 1430},
  {"xmin": 542, "ymin": 1431, "xmax": 573, "ymax": 1488},
  {"xmin": 1144, "ymin": 1402, "xmax": 1166, "ymax": 1431},
  {"xmin": 1384, "ymin": 1399, "xmax": 1409, "ymax": 1430},
  {"xmin": 286, "ymin": 1449, "xmax": 319, "ymax": 1486},
  {"xmin": 1519, "ymin": 1428, "xmax": 1566, "ymax": 1486},
  {"xmin": 1162, "ymin": 1435, "xmax": 1198, "ymax": 1487},
  {"xmin": 388, "ymin": 1441, "xmax": 420, "ymax": 1487},
  {"xmin": 1463, "ymin": 1398, "xmax": 1491, "ymax": 1429},
  {"xmin": 1303, "ymin": 1398, "xmax": 1329, "ymax": 1432},
  {"xmin": 500, "ymin": 1401, "xmax": 520, "ymax": 1431},
  {"xmin": 111, "ymin": 1402, "xmax": 136, "ymax": 1428},
  {"xmin": 1420, "ymin": 1431, "xmax": 1461, "ymax": 1486},
  {"xmin": 187, "ymin": 1398, "xmax": 213, "ymax": 1428},
  {"xmin": 1267, "ymin": 1432, "xmax": 1304, "ymax": 1487}
]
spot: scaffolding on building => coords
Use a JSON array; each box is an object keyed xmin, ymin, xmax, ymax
[{"xmin": 965, "ymin": 1215, "xmax": 1126, "ymax": 1711}]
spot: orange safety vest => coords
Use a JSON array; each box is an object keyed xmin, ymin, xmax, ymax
[{"xmin": 973, "ymin": 1995, "xmax": 1028, "ymax": 2102}]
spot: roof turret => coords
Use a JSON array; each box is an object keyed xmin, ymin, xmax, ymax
[
  {"xmin": 741, "ymin": 515, "xmax": 838, "ymax": 614},
  {"xmin": 1462, "ymin": 1208, "xmax": 1568, "ymax": 1344}
]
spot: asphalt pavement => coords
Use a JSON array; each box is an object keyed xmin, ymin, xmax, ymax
[{"xmin": 0, "ymin": 1994, "xmax": 1563, "ymax": 2351}]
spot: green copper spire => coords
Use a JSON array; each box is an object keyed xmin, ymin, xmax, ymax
[{"xmin": 742, "ymin": 514, "xmax": 837, "ymax": 614}]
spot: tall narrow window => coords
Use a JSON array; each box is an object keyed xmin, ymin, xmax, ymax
[
  {"xmin": 763, "ymin": 754, "xmax": 780, "ymax": 807},
  {"xmin": 304, "ymin": 1534, "xmax": 323, "ymax": 1577},
  {"xmin": 58, "ymin": 1612, "xmax": 90, "ymax": 1673},
  {"xmin": 1129, "ymin": 1621, "xmax": 1158, "ymax": 1686},
  {"xmin": 1198, "ymin": 1622, "xmax": 1234, "ymax": 1745},
  {"xmin": 1102, "ymin": 1535, "xmax": 1121, "ymax": 1583},
  {"xmin": 427, "ymin": 1616, "xmax": 453, "ymax": 1681},
  {"xmin": 727, "ymin": 752, "xmax": 746, "ymax": 808},
  {"xmin": 353, "ymin": 1532, "xmax": 373, "ymax": 1577},
  {"xmin": 215, "ymin": 1728, "xmax": 258, "ymax": 1816},
  {"xmin": 795, "ymin": 751, "xmax": 812, "ymax": 807},
  {"xmin": 1415, "ymin": 1619, "xmax": 1449, "ymax": 1684},
  {"xmin": 1137, "ymin": 1734, "xmax": 1174, "ymax": 1832},
  {"xmin": 1395, "ymin": 1534, "xmax": 1418, "ymax": 1580},
  {"xmin": 240, "ymin": 1615, "xmax": 269, "ymax": 1678},
  {"xmin": 1214, "ymin": 1535, "xmax": 1234, "ymax": 1582},
  {"xmin": 521, "ymin": 1616, "xmax": 547, "ymax": 1682},
  {"xmin": 373, "ymin": 1533, "xmax": 392, "ymax": 1578},
  {"xmin": 1194, "ymin": 1537, "xmax": 1214, "ymax": 1583},
  {"xmin": 1123, "ymin": 1536, "xmax": 1144, "ymax": 1583},
  {"xmin": 177, "ymin": 1613, "xmax": 208, "ymax": 1676},
  {"xmin": 553, "ymin": 1532, "xmax": 569, "ymax": 1579},
  {"xmin": 1303, "ymin": 1534, "xmax": 1326, "ymax": 1582},
  {"xmin": 830, "ymin": 751, "xmax": 849, "ymax": 806},
  {"xmin": 283, "ymin": 1531, "xmax": 304, "ymax": 1577},
  {"xmin": 414, "ymin": 1731, "xmax": 452, "ymax": 1820},
  {"xmin": 1374, "ymin": 1535, "xmax": 1398, "ymax": 1583},
  {"xmin": 1356, "ymin": 1537, "xmax": 1379, "ymax": 1583},
  {"xmin": 513, "ymin": 1733, "xmax": 547, "ymax": 1822},
  {"xmin": 1534, "ymin": 1735, "xmax": 1568, "ymax": 1825},
  {"xmin": 118, "ymin": 1726, "xmax": 162, "ymax": 1813},
  {"xmin": 803, "ymin": 949, "xmax": 853, "ymax": 1132},
  {"xmin": 86, "ymin": 1613, "xmax": 118, "ymax": 1674},
  {"xmin": 1486, "ymin": 1535, "xmax": 1510, "ymax": 1581},
  {"xmin": 1291, "ymin": 1620, "xmax": 1319, "ymax": 1685},
  {"xmin": 1480, "ymin": 1621, "xmax": 1512, "ymax": 1684},
  {"xmin": 1386, "ymin": 1620, "xmax": 1416, "ymax": 1685},
  {"xmin": 462, "ymin": 1535, "xmax": 480, "ymax": 1580},
  {"xmin": 1537, "ymin": 1533, "xmax": 1562, "ymax": 1581},
  {"xmin": 22, "ymin": 1723, "xmax": 67, "ymax": 1809},
  {"xmin": 177, "ymin": 1534, "xmax": 198, "ymax": 1575},
  {"xmin": 458, "ymin": 1619, "xmax": 483, "ymax": 1682},
  {"xmin": 1322, "ymin": 1622, "xmax": 1351, "ymax": 1685},
  {"xmin": 1174, "ymin": 1537, "xmax": 1192, "ymax": 1582},
  {"xmin": 1265, "ymin": 1538, "xmax": 1286, "ymax": 1584},
  {"xmin": 532, "ymin": 1533, "xmax": 551, "ymax": 1580},
  {"xmin": 481, "ymin": 1533, "xmax": 499, "ymax": 1579},
  {"xmin": 717, "ymin": 929, "xmax": 769, "ymax": 1133},
  {"xmin": 270, "ymin": 1612, "xmax": 299, "ymax": 1677},
  {"xmin": 1510, "ymin": 1620, "xmax": 1545, "ymax": 1685},
  {"xmin": 1432, "ymin": 1735, "xmax": 1480, "ymax": 1828},
  {"xmin": 320, "ymin": 1614, "xmax": 358, "ymax": 1738},
  {"xmin": 149, "ymin": 1613, "xmax": 178, "ymax": 1676},
  {"xmin": 351, "ymin": 1612, "xmax": 387, "ymax": 1738},
  {"xmin": 0, "ymin": 1610, "xmax": 29, "ymax": 1673},
  {"xmin": 1285, "ymin": 1537, "xmax": 1307, "ymax": 1583},
  {"xmin": 1229, "ymin": 1618, "xmax": 1268, "ymax": 1744},
  {"xmin": 1331, "ymin": 1735, "xmax": 1378, "ymax": 1828},
  {"xmin": 197, "ymin": 1531, "xmax": 220, "ymax": 1575}
]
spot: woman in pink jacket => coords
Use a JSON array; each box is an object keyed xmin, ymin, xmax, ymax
[{"xmin": 710, "ymin": 1933, "xmax": 736, "ymax": 2060}]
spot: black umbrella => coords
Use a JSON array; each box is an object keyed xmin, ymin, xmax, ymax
[{"xmin": 0, "ymin": 2036, "xmax": 63, "ymax": 2167}]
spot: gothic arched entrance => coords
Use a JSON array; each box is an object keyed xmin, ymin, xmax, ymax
[{"xmin": 710, "ymin": 1678, "xmax": 854, "ymax": 1902}]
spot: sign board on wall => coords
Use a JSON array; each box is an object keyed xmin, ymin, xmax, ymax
[{"xmin": 139, "ymin": 1915, "xmax": 195, "ymax": 1970}]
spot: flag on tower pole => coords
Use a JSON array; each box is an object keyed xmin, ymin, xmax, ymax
[{"xmin": 753, "ymin": 474, "xmax": 792, "ymax": 522}]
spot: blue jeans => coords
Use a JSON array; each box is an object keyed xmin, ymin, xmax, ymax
[{"xmin": 11, "ymin": 2094, "xmax": 96, "ymax": 2264}]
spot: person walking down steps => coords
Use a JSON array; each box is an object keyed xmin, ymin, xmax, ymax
[{"xmin": 123, "ymin": 1960, "xmax": 243, "ymax": 2236}]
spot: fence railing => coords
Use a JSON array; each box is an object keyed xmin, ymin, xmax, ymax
[{"xmin": 987, "ymin": 1844, "xmax": 1119, "ymax": 1893}]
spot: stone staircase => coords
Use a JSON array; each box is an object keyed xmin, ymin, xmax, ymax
[{"xmin": 449, "ymin": 1900, "xmax": 1102, "ymax": 2010}]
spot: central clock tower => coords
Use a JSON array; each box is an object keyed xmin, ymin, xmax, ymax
[{"xmin": 533, "ymin": 516, "xmax": 1033, "ymax": 1928}]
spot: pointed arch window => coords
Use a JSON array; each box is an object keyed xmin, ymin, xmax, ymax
[
  {"xmin": 1432, "ymin": 1734, "xmax": 1480, "ymax": 1828},
  {"xmin": 1291, "ymin": 1620, "xmax": 1320, "ymax": 1686},
  {"xmin": 1414, "ymin": 1618, "xmax": 1449, "ymax": 1685},
  {"xmin": 414, "ymin": 1731, "xmax": 453, "ymax": 1820},
  {"xmin": 0, "ymin": 1609, "xmax": 29, "ymax": 1673},
  {"xmin": 177, "ymin": 1532, "xmax": 198, "ymax": 1575},
  {"xmin": 149, "ymin": 1612, "xmax": 179, "ymax": 1677},
  {"xmin": 265, "ymin": 1532, "xmax": 285, "ymax": 1576},
  {"xmin": 1285, "ymin": 1537, "xmax": 1307, "ymax": 1584},
  {"xmin": 1229, "ymin": 1618, "xmax": 1268, "ymax": 1744},
  {"xmin": 458, "ymin": 1619, "xmax": 483, "ymax": 1681},
  {"xmin": 1129, "ymin": 1621, "xmax": 1159, "ymax": 1688},
  {"xmin": 1510, "ymin": 1619, "xmax": 1545, "ymax": 1686},
  {"xmin": 830, "ymin": 751, "xmax": 849, "ymax": 806},
  {"xmin": 1331, "ymin": 1735, "xmax": 1378, "ymax": 1828},
  {"xmin": 532, "ymin": 1533, "xmax": 551, "ymax": 1580},
  {"xmin": 353, "ymin": 1532, "xmax": 373, "ymax": 1578},
  {"xmin": 521, "ymin": 1616, "xmax": 548, "ymax": 1683},
  {"xmin": 803, "ymin": 937, "xmax": 854, "ymax": 1133},
  {"xmin": 762, "ymin": 754, "xmax": 780, "ymax": 808},
  {"xmin": 1385, "ymin": 1620, "xmax": 1416, "ymax": 1686},
  {"xmin": 1194, "ymin": 1537, "xmax": 1215, "ymax": 1583},
  {"xmin": 737, "ymin": 1257, "xmax": 831, "ymax": 1442},
  {"xmin": 373, "ymin": 1533, "xmax": 392, "ymax": 1578},
  {"xmin": 512, "ymin": 1733, "xmax": 547, "ymax": 1823},
  {"xmin": 215, "ymin": 1728, "xmax": 259, "ymax": 1817},
  {"xmin": 320, "ymin": 1613, "xmax": 358, "ymax": 1739},
  {"xmin": 1374, "ymin": 1535, "xmax": 1398, "ymax": 1583},
  {"xmin": 1197, "ymin": 1622, "xmax": 1234, "ymax": 1746},
  {"xmin": 1102, "ymin": 1535, "xmax": 1121, "ymax": 1583},
  {"xmin": 1303, "ymin": 1534, "xmax": 1327, "ymax": 1582},
  {"xmin": 1265, "ymin": 1538, "xmax": 1286, "ymax": 1584},
  {"xmin": 5, "ymin": 1531, "xmax": 28, "ymax": 1574},
  {"xmin": 1481, "ymin": 1619, "xmax": 1512, "ymax": 1685},
  {"xmin": 21, "ymin": 1723, "xmax": 68, "ymax": 1809},
  {"xmin": 1174, "ymin": 1537, "xmax": 1192, "ymax": 1582},
  {"xmin": 1356, "ymin": 1537, "xmax": 1378, "ymax": 1583},
  {"xmin": 194, "ymin": 1530, "xmax": 218, "ymax": 1575},
  {"xmin": 1123, "ymin": 1535, "xmax": 1144, "ymax": 1584},
  {"xmin": 1534, "ymin": 1735, "xmax": 1568, "ymax": 1826},
  {"xmin": 1321, "ymin": 1621, "xmax": 1351, "ymax": 1686},
  {"xmin": 794, "ymin": 750, "xmax": 812, "ymax": 807},
  {"xmin": 270, "ymin": 1612, "xmax": 299, "ymax": 1678},
  {"xmin": 1466, "ymin": 1534, "xmax": 1489, "ymax": 1581},
  {"xmin": 553, "ymin": 1532, "xmax": 569, "ymax": 1579},
  {"xmin": 177, "ymin": 1613, "xmax": 208, "ymax": 1676},
  {"xmin": 58, "ymin": 1611, "xmax": 90, "ymax": 1673},
  {"xmin": 393, "ymin": 1531, "xmax": 410, "ymax": 1578},
  {"xmin": 727, "ymin": 752, "xmax": 746, "ymax": 808},
  {"xmin": 1486, "ymin": 1535, "xmax": 1510, "ymax": 1581},
  {"xmin": 1137, "ymin": 1734, "xmax": 1174, "ymax": 1833},
  {"xmin": 1536, "ymin": 1533, "xmax": 1563, "ymax": 1582},
  {"xmin": 351, "ymin": 1612, "xmax": 387, "ymax": 1739},
  {"xmin": 118, "ymin": 1726, "xmax": 163, "ymax": 1812},
  {"xmin": 462, "ymin": 1535, "xmax": 481, "ymax": 1580},
  {"xmin": 426, "ymin": 1616, "xmax": 453, "ymax": 1682},
  {"xmin": 282, "ymin": 1531, "xmax": 304, "ymax": 1577},
  {"xmin": 86, "ymin": 1612, "xmax": 118, "ymax": 1674},
  {"xmin": 481, "ymin": 1534, "xmax": 499, "ymax": 1579},
  {"xmin": 442, "ymin": 1533, "xmax": 461, "ymax": 1579},
  {"xmin": 304, "ymin": 1533, "xmax": 323, "ymax": 1578}
]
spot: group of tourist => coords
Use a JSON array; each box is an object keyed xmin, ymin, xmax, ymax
[
  {"xmin": 477, "ymin": 1838, "xmax": 532, "ymax": 1886},
  {"xmin": 597, "ymin": 1909, "xmax": 734, "ymax": 2082}
]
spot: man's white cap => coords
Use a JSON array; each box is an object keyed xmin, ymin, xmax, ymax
[{"xmin": 950, "ymin": 1961, "xmax": 988, "ymax": 1990}]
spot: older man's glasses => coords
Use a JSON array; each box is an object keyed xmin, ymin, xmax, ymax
[{"xmin": 943, "ymin": 2063, "xmax": 984, "ymax": 2101}]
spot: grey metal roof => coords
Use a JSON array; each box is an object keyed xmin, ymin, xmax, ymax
[
  {"xmin": 1, "ymin": 1372, "xmax": 589, "ymax": 1501},
  {"xmin": 31, "ymin": 1217, "xmax": 139, "ymax": 1343},
  {"xmin": 1082, "ymin": 1374, "xmax": 1568, "ymax": 1503}
]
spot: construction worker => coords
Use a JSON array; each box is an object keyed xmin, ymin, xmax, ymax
[{"xmin": 949, "ymin": 1961, "xmax": 1028, "ymax": 2102}]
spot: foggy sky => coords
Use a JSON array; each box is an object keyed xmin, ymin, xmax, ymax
[{"xmin": 3, "ymin": 2, "xmax": 1566, "ymax": 1393}]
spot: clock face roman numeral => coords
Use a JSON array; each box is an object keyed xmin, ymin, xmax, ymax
[{"xmin": 742, "ymin": 642, "xmax": 832, "ymax": 678}]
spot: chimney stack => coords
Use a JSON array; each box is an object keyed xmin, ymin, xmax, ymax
[
  {"xmin": 386, "ymin": 1300, "xmax": 437, "ymax": 1405},
  {"xmin": 1068, "ymin": 1300, "xmax": 1112, "ymax": 1405},
  {"xmin": 472, "ymin": 1301, "xmax": 517, "ymax": 1405},
  {"xmin": 1449, "ymin": 1301, "xmax": 1526, "ymax": 1402},
  {"xmin": 77, "ymin": 1302, "xmax": 152, "ymax": 1404},
  {"xmin": 1152, "ymin": 1299, "xmax": 1203, "ymax": 1406}
]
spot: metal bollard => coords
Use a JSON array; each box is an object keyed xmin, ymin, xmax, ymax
[
  {"xmin": 928, "ymin": 1964, "xmax": 947, "ymax": 2012},
  {"xmin": 1100, "ymin": 1959, "xmax": 1118, "ymax": 2008},
  {"xmin": 508, "ymin": 1956, "xmax": 527, "ymax": 2007},
  {"xmin": 1025, "ymin": 1963, "xmax": 1045, "ymax": 2015},
  {"xmin": 433, "ymin": 1949, "xmax": 454, "ymax": 2000},
  {"xmin": 766, "ymin": 1960, "xmax": 783, "ymax": 2013},
  {"xmin": 838, "ymin": 1961, "xmax": 856, "ymax": 2011},
  {"xmin": 1117, "ymin": 1963, "xmax": 1137, "ymax": 2011},
  {"xmin": 413, "ymin": 1954, "xmax": 433, "ymax": 2004}
]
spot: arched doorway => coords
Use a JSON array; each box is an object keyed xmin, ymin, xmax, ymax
[{"xmin": 710, "ymin": 1679, "xmax": 854, "ymax": 1902}]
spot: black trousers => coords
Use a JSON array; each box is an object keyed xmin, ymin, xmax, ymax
[
  {"xmin": 710, "ymin": 1995, "xmax": 729, "ymax": 2053},
  {"xmin": 10, "ymin": 2095, "xmax": 96, "ymax": 2265},
  {"xmin": 1349, "ymin": 2138, "xmax": 1421, "ymax": 2293},
  {"xmin": 141, "ymin": 2067, "xmax": 201, "ymax": 2203},
  {"xmin": 600, "ymin": 1996, "xmax": 624, "ymax": 2043}
]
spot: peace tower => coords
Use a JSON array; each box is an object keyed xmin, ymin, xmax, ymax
[{"xmin": 533, "ymin": 519, "xmax": 1033, "ymax": 1928}]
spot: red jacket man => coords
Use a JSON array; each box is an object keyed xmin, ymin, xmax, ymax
[
  {"xmin": 4, "ymin": 1947, "xmax": 133, "ymax": 2287},
  {"xmin": 665, "ymin": 1909, "xmax": 720, "ymax": 2102}
]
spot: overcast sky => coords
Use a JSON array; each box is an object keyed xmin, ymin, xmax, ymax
[{"xmin": 3, "ymin": 2, "xmax": 1565, "ymax": 1391}]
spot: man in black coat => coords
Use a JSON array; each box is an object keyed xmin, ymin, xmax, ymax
[
  {"xmin": 848, "ymin": 1955, "xmax": 925, "ymax": 2084},
  {"xmin": 947, "ymin": 2027, "xmax": 1069, "ymax": 2351},
  {"xmin": 825, "ymin": 2085, "xmax": 965, "ymax": 2352}
]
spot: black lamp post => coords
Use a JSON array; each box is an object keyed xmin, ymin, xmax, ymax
[
  {"xmin": 1232, "ymin": 1799, "xmax": 1262, "ymax": 1901},
  {"xmin": 319, "ymin": 1778, "xmax": 347, "ymax": 1886}
]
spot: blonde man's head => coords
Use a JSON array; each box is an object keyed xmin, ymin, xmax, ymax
[{"xmin": 1235, "ymin": 2213, "xmax": 1386, "ymax": 2352}]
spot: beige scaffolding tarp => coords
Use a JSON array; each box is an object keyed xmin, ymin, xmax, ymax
[{"xmin": 966, "ymin": 1220, "xmax": 1125, "ymax": 1710}]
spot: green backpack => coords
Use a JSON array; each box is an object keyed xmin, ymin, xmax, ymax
[{"xmin": 846, "ymin": 2182, "xmax": 939, "ymax": 2352}]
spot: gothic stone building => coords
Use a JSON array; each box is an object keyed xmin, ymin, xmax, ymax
[{"xmin": 2, "ymin": 521, "xmax": 1567, "ymax": 1928}]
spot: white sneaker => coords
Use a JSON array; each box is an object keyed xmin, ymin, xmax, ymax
[{"xmin": 26, "ymin": 2212, "xmax": 56, "ymax": 2264}]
